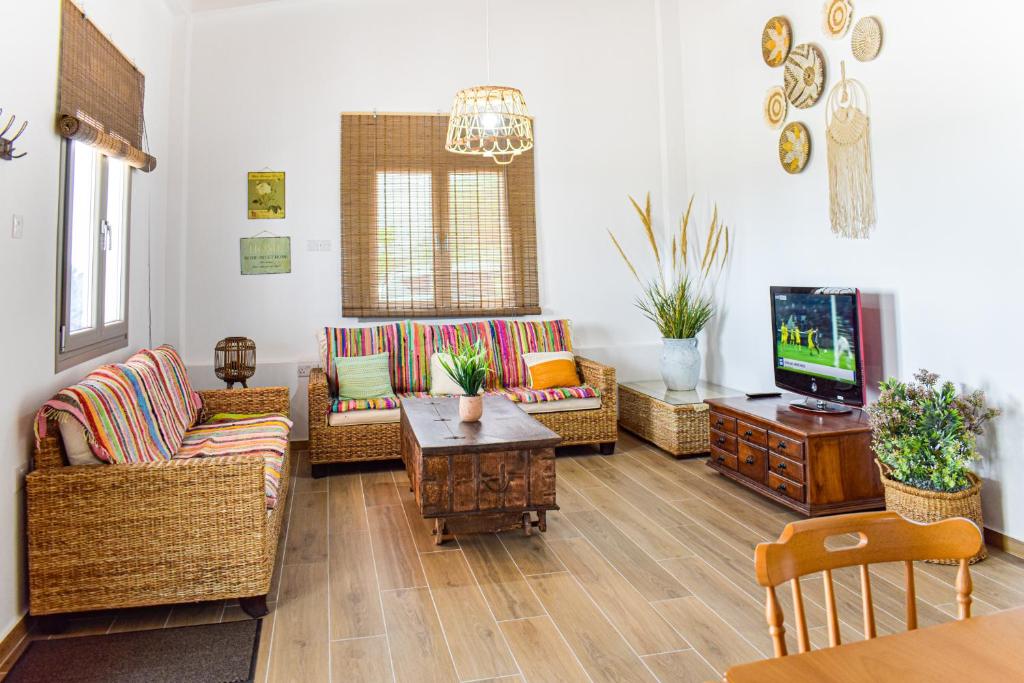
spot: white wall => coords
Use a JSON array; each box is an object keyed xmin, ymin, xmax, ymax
[
  {"xmin": 180, "ymin": 0, "xmax": 690, "ymax": 437},
  {"xmin": 675, "ymin": 1, "xmax": 1024, "ymax": 537},
  {"xmin": 0, "ymin": 0, "xmax": 185, "ymax": 639}
]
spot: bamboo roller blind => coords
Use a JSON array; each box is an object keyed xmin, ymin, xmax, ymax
[
  {"xmin": 58, "ymin": 0, "xmax": 156, "ymax": 172},
  {"xmin": 341, "ymin": 113, "xmax": 539, "ymax": 318}
]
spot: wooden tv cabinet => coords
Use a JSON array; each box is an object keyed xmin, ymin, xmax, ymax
[{"xmin": 704, "ymin": 395, "xmax": 883, "ymax": 517}]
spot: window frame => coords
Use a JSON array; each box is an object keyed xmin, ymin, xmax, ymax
[{"xmin": 56, "ymin": 139, "xmax": 132, "ymax": 371}]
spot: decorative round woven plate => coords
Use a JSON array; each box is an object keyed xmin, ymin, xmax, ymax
[
  {"xmin": 763, "ymin": 86, "xmax": 787, "ymax": 129},
  {"xmin": 852, "ymin": 16, "xmax": 882, "ymax": 61},
  {"xmin": 784, "ymin": 43, "xmax": 826, "ymax": 109},
  {"xmin": 779, "ymin": 122, "xmax": 810, "ymax": 174},
  {"xmin": 823, "ymin": 0, "xmax": 853, "ymax": 39},
  {"xmin": 761, "ymin": 16, "xmax": 792, "ymax": 67}
]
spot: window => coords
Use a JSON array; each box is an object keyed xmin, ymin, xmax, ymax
[
  {"xmin": 57, "ymin": 140, "xmax": 131, "ymax": 368},
  {"xmin": 341, "ymin": 113, "xmax": 539, "ymax": 318}
]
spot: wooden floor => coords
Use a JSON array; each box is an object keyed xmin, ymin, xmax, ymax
[{"xmin": 5, "ymin": 430, "xmax": 1024, "ymax": 682}]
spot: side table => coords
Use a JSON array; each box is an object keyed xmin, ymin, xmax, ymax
[{"xmin": 618, "ymin": 380, "xmax": 739, "ymax": 457}]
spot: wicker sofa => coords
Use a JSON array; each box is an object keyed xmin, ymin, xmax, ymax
[
  {"xmin": 308, "ymin": 319, "xmax": 618, "ymax": 471},
  {"xmin": 26, "ymin": 348, "xmax": 291, "ymax": 629}
]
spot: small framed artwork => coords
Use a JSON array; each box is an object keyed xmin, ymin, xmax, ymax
[
  {"xmin": 247, "ymin": 171, "xmax": 285, "ymax": 219},
  {"xmin": 240, "ymin": 236, "xmax": 291, "ymax": 275}
]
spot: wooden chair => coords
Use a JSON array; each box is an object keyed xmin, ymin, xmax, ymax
[{"xmin": 754, "ymin": 510, "xmax": 983, "ymax": 657}]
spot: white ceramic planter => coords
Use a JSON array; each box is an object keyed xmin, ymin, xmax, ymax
[{"xmin": 661, "ymin": 337, "xmax": 701, "ymax": 391}]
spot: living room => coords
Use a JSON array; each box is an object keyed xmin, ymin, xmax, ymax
[{"xmin": 1, "ymin": 0, "xmax": 1022, "ymax": 681}]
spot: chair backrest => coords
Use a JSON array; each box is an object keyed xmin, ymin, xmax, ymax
[{"xmin": 754, "ymin": 510, "xmax": 983, "ymax": 657}]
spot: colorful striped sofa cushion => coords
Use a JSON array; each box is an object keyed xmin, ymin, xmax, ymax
[
  {"xmin": 174, "ymin": 413, "xmax": 291, "ymax": 509},
  {"xmin": 35, "ymin": 345, "xmax": 203, "ymax": 464},
  {"xmin": 36, "ymin": 364, "xmax": 176, "ymax": 464},
  {"xmin": 319, "ymin": 323, "xmax": 406, "ymax": 394},
  {"xmin": 487, "ymin": 319, "xmax": 575, "ymax": 388},
  {"xmin": 493, "ymin": 385, "xmax": 600, "ymax": 404}
]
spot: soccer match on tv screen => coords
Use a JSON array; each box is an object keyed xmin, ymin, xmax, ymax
[{"xmin": 773, "ymin": 292, "xmax": 858, "ymax": 383}]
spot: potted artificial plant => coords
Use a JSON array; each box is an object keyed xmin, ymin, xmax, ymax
[
  {"xmin": 438, "ymin": 339, "xmax": 491, "ymax": 422},
  {"xmin": 867, "ymin": 369, "xmax": 999, "ymax": 563},
  {"xmin": 609, "ymin": 193, "xmax": 730, "ymax": 391}
]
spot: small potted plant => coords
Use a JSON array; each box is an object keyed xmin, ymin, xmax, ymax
[
  {"xmin": 867, "ymin": 369, "xmax": 999, "ymax": 563},
  {"xmin": 608, "ymin": 193, "xmax": 731, "ymax": 390},
  {"xmin": 438, "ymin": 339, "xmax": 491, "ymax": 422}
]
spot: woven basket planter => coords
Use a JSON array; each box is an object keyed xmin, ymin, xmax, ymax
[{"xmin": 876, "ymin": 461, "xmax": 987, "ymax": 564}]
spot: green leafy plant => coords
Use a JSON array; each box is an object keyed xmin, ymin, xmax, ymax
[
  {"xmin": 608, "ymin": 193, "xmax": 730, "ymax": 339},
  {"xmin": 438, "ymin": 339, "xmax": 491, "ymax": 396},
  {"xmin": 867, "ymin": 370, "xmax": 999, "ymax": 492}
]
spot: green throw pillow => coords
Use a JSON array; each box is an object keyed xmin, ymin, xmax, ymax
[{"xmin": 334, "ymin": 352, "xmax": 395, "ymax": 400}]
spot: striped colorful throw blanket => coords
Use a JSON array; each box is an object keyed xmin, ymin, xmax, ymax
[
  {"xmin": 175, "ymin": 414, "xmax": 291, "ymax": 509},
  {"xmin": 35, "ymin": 345, "xmax": 202, "ymax": 464}
]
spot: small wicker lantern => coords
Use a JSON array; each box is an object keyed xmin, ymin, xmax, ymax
[{"xmin": 215, "ymin": 337, "xmax": 256, "ymax": 389}]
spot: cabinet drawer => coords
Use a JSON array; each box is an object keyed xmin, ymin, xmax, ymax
[
  {"xmin": 737, "ymin": 419, "xmax": 768, "ymax": 447},
  {"xmin": 710, "ymin": 429, "xmax": 737, "ymax": 454},
  {"xmin": 710, "ymin": 412, "xmax": 737, "ymax": 434},
  {"xmin": 768, "ymin": 452, "xmax": 805, "ymax": 484},
  {"xmin": 710, "ymin": 445, "xmax": 738, "ymax": 471},
  {"xmin": 768, "ymin": 471, "xmax": 805, "ymax": 503},
  {"xmin": 738, "ymin": 441, "xmax": 767, "ymax": 483},
  {"xmin": 769, "ymin": 431, "xmax": 804, "ymax": 461}
]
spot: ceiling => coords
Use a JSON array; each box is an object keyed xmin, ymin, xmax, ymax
[{"xmin": 188, "ymin": 0, "xmax": 285, "ymax": 12}]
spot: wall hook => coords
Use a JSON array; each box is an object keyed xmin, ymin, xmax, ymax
[{"xmin": 0, "ymin": 108, "xmax": 28, "ymax": 160}]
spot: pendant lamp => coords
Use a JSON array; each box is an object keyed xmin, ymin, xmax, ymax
[{"xmin": 445, "ymin": 1, "xmax": 533, "ymax": 165}]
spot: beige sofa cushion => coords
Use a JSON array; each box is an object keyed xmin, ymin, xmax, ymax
[
  {"xmin": 518, "ymin": 397, "xmax": 602, "ymax": 414},
  {"xmin": 58, "ymin": 419, "xmax": 105, "ymax": 466}
]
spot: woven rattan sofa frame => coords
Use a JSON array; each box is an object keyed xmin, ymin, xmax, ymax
[
  {"xmin": 308, "ymin": 356, "xmax": 618, "ymax": 474},
  {"xmin": 26, "ymin": 386, "xmax": 291, "ymax": 632}
]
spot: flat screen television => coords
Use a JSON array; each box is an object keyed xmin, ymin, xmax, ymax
[{"xmin": 770, "ymin": 286, "xmax": 865, "ymax": 413}]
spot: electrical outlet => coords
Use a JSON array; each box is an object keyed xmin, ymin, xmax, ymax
[
  {"xmin": 306, "ymin": 239, "xmax": 331, "ymax": 252},
  {"xmin": 11, "ymin": 214, "xmax": 24, "ymax": 239},
  {"xmin": 297, "ymin": 364, "xmax": 313, "ymax": 378}
]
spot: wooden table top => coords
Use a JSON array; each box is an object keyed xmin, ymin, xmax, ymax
[
  {"xmin": 725, "ymin": 607, "xmax": 1024, "ymax": 682},
  {"xmin": 706, "ymin": 394, "xmax": 872, "ymax": 437},
  {"xmin": 401, "ymin": 395, "xmax": 561, "ymax": 455}
]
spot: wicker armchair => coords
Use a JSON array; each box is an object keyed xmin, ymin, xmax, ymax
[
  {"xmin": 308, "ymin": 356, "xmax": 617, "ymax": 470},
  {"xmin": 26, "ymin": 386, "xmax": 291, "ymax": 629}
]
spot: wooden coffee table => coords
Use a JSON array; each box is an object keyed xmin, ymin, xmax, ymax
[{"xmin": 400, "ymin": 394, "xmax": 561, "ymax": 545}]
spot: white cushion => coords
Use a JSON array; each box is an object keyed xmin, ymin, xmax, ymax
[
  {"xmin": 58, "ymin": 419, "xmax": 104, "ymax": 466},
  {"xmin": 429, "ymin": 352, "xmax": 483, "ymax": 396},
  {"xmin": 517, "ymin": 396, "xmax": 602, "ymax": 414},
  {"xmin": 328, "ymin": 408, "xmax": 401, "ymax": 426}
]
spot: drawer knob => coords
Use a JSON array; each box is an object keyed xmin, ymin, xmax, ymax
[
  {"xmin": 717, "ymin": 436, "xmax": 726, "ymax": 445},
  {"xmin": 777, "ymin": 461, "xmax": 787, "ymax": 470},
  {"xmin": 777, "ymin": 441, "xmax": 787, "ymax": 450},
  {"xmin": 717, "ymin": 456, "xmax": 725, "ymax": 463},
  {"xmin": 777, "ymin": 482, "xmax": 788, "ymax": 492},
  {"xmin": 744, "ymin": 456, "xmax": 756, "ymax": 465},
  {"xmin": 715, "ymin": 419, "xmax": 724, "ymax": 427},
  {"xmin": 744, "ymin": 430, "xmax": 753, "ymax": 437}
]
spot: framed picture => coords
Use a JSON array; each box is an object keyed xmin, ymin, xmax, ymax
[
  {"xmin": 247, "ymin": 171, "xmax": 285, "ymax": 219},
  {"xmin": 240, "ymin": 236, "xmax": 291, "ymax": 275}
]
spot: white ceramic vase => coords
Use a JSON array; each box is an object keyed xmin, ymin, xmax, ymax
[
  {"xmin": 459, "ymin": 395, "xmax": 483, "ymax": 422},
  {"xmin": 661, "ymin": 337, "xmax": 701, "ymax": 391}
]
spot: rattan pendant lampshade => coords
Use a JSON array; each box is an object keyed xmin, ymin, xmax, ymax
[
  {"xmin": 445, "ymin": 1, "xmax": 533, "ymax": 165},
  {"xmin": 445, "ymin": 86, "xmax": 533, "ymax": 165}
]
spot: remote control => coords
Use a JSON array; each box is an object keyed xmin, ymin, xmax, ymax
[{"xmin": 746, "ymin": 391, "xmax": 782, "ymax": 399}]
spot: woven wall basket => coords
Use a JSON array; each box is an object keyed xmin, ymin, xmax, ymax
[{"xmin": 876, "ymin": 461, "xmax": 987, "ymax": 564}]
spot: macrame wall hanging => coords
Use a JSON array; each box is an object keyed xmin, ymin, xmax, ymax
[{"xmin": 826, "ymin": 61, "xmax": 876, "ymax": 238}]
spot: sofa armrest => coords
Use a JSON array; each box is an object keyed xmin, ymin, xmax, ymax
[
  {"xmin": 200, "ymin": 386, "xmax": 289, "ymax": 418},
  {"xmin": 26, "ymin": 456, "xmax": 270, "ymax": 614},
  {"xmin": 576, "ymin": 356, "xmax": 616, "ymax": 395},
  {"xmin": 308, "ymin": 368, "xmax": 332, "ymax": 429}
]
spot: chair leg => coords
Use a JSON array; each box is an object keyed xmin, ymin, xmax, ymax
[
  {"xmin": 599, "ymin": 442, "xmax": 616, "ymax": 455},
  {"xmin": 239, "ymin": 595, "xmax": 269, "ymax": 619},
  {"xmin": 34, "ymin": 613, "xmax": 69, "ymax": 635},
  {"xmin": 310, "ymin": 463, "xmax": 330, "ymax": 479}
]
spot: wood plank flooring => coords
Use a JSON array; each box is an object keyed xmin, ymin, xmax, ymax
[{"xmin": 5, "ymin": 430, "xmax": 1024, "ymax": 683}]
